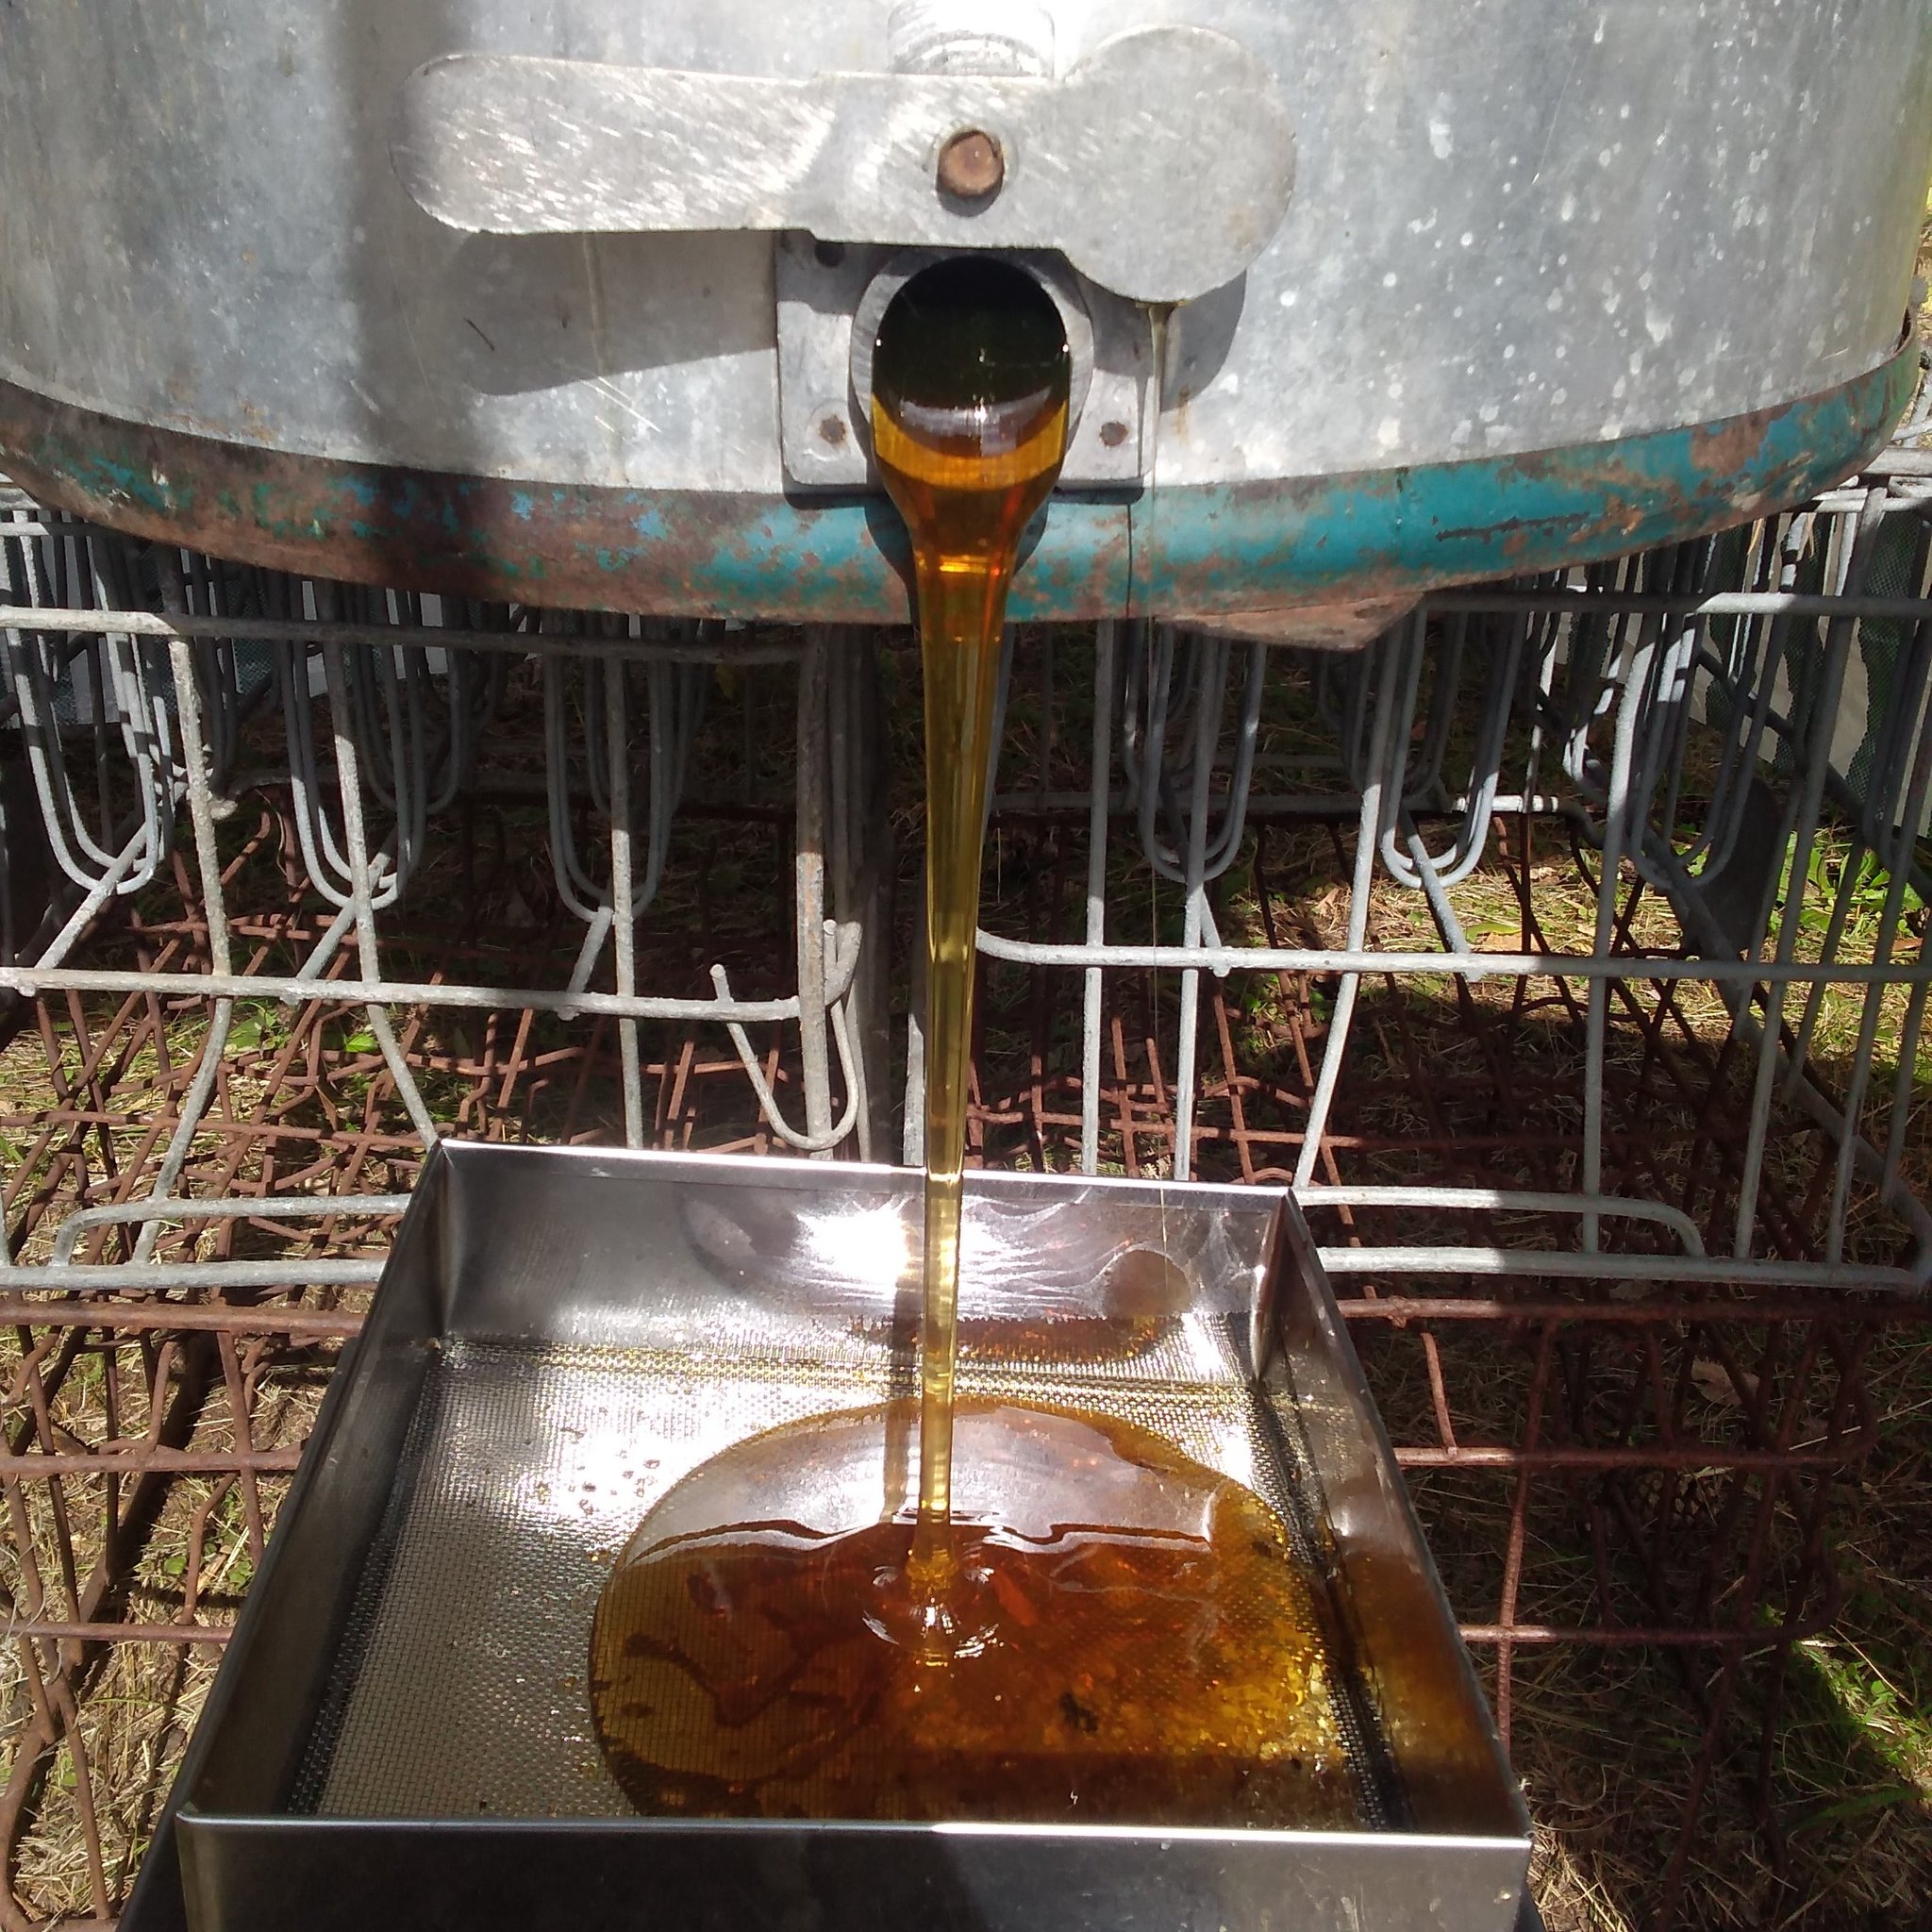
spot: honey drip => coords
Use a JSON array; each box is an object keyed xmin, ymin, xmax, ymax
[
  {"xmin": 869, "ymin": 258, "xmax": 1072, "ymax": 1604},
  {"xmin": 590, "ymin": 259, "xmax": 1357, "ymax": 1827}
]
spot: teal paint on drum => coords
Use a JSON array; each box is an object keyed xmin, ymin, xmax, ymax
[{"xmin": 2, "ymin": 338, "xmax": 1916, "ymax": 624}]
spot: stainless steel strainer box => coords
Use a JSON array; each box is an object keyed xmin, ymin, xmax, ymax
[{"xmin": 125, "ymin": 1143, "xmax": 1530, "ymax": 1932}]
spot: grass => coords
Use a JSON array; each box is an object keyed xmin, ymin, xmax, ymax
[
  {"xmin": 956, "ymin": 631, "xmax": 1932, "ymax": 1925},
  {"xmin": 7, "ymin": 582, "xmax": 1932, "ymax": 1924}
]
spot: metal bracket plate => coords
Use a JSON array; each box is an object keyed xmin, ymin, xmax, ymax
[
  {"xmin": 775, "ymin": 232, "xmax": 1154, "ymax": 491},
  {"xmin": 391, "ymin": 25, "xmax": 1295, "ymax": 307}
]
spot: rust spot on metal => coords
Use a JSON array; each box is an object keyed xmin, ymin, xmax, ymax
[
  {"xmin": 1690, "ymin": 407, "xmax": 1774, "ymax": 477},
  {"xmin": 937, "ymin": 128, "xmax": 1005, "ymax": 201}
]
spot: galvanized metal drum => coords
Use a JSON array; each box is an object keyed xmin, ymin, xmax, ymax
[{"xmin": 0, "ymin": 1, "xmax": 1926, "ymax": 632}]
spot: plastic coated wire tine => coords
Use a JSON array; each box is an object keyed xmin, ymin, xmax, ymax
[
  {"xmin": 1408, "ymin": 610, "xmax": 1465, "ymax": 808},
  {"xmin": 1785, "ymin": 831, "xmax": 1873, "ymax": 1092},
  {"xmin": 108, "ymin": 632, "xmax": 169, "ymax": 869},
  {"xmin": 793, "ymin": 629, "xmax": 836, "ymax": 1158},
  {"xmin": 1171, "ymin": 633, "xmax": 1229, "ymax": 1182},
  {"xmin": 1374, "ymin": 616, "xmax": 1433, "ymax": 881},
  {"xmin": 1293, "ymin": 611, "xmax": 1411, "ymax": 1191},
  {"xmin": 1624, "ymin": 558, "xmax": 1689, "ymax": 837},
  {"xmin": 1883, "ymin": 970, "xmax": 1932, "ymax": 1205},
  {"xmin": 1148, "ymin": 632, "xmax": 1206, "ymax": 872},
  {"xmin": 281, "ymin": 624, "xmax": 359, "ymax": 908},
  {"xmin": 1655, "ymin": 553, "xmax": 1715, "ymax": 846},
  {"xmin": 1125, "ymin": 625, "xmax": 1264, "ymax": 890},
  {"xmin": 80, "ymin": 592, "xmax": 169, "ymax": 884},
  {"xmin": 1696, "ymin": 574, "xmax": 1794, "ymax": 886},
  {"xmin": 1519, "ymin": 612, "xmax": 1556, "ymax": 829},
  {"xmin": 395, "ymin": 646, "xmax": 429, "ymax": 881},
  {"xmin": 1079, "ymin": 620, "xmax": 1116, "ymax": 1176},
  {"xmin": 543, "ymin": 651, "xmax": 607, "ymax": 920},
  {"xmin": 5, "ymin": 620, "xmax": 123, "ymax": 886},
  {"xmin": 1823, "ymin": 669, "xmax": 1932, "ymax": 1262},
  {"xmin": 1392, "ymin": 608, "xmax": 1536, "ymax": 941},
  {"xmin": 1115, "ymin": 620, "xmax": 1148, "ymax": 808},
  {"xmin": 547, "ymin": 640, "xmax": 705, "ymax": 1010},
  {"xmin": 1733, "ymin": 487, "xmax": 1887, "ymax": 1261},
  {"xmin": 141, "ymin": 558, "xmax": 238, "ymax": 1263},
  {"xmin": 1580, "ymin": 610, "xmax": 1665, "ymax": 1251},
  {"xmin": 1690, "ymin": 544, "xmax": 1764, "ymax": 858},
  {"xmin": 24, "ymin": 809, "xmax": 149, "ymax": 977},
  {"xmin": 641, "ymin": 661, "xmax": 674, "ymax": 910},
  {"xmin": 337, "ymin": 628, "xmax": 387, "ymax": 807},
  {"xmin": 709, "ymin": 925, "xmax": 865, "ymax": 1154},
  {"xmin": 1201, "ymin": 641, "xmax": 1267, "ymax": 880},
  {"xmin": 321, "ymin": 634, "xmax": 441, "ymax": 1150},
  {"xmin": 603, "ymin": 653, "xmax": 644, "ymax": 1149},
  {"xmin": 429, "ymin": 644, "xmax": 476, "ymax": 813},
  {"xmin": 1626, "ymin": 625, "xmax": 1702, "ymax": 897}
]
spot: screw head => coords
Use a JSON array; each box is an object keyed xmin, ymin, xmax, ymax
[{"xmin": 937, "ymin": 128, "xmax": 1005, "ymax": 202}]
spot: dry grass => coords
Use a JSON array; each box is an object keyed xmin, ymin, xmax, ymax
[
  {"xmin": 959, "ymin": 636, "xmax": 1932, "ymax": 1926},
  {"xmin": 7, "ymin": 625, "xmax": 1932, "ymax": 1928}
]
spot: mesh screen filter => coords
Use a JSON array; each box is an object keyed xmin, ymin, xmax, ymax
[{"xmin": 299, "ymin": 1324, "xmax": 1386, "ymax": 1825}]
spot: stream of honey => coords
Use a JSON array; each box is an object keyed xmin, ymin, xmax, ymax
[
  {"xmin": 869, "ymin": 256, "xmax": 1073, "ymax": 1597},
  {"xmin": 590, "ymin": 258, "xmax": 1356, "ymax": 1825}
]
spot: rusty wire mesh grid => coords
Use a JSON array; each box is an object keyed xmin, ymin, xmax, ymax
[
  {"xmin": 964, "ymin": 811, "xmax": 1931, "ymax": 1924},
  {"xmin": 3, "ymin": 444, "xmax": 1932, "ymax": 1928}
]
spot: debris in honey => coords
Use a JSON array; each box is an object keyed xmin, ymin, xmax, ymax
[{"xmin": 589, "ymin": 1401, "xmax": 1358, "ymax": 1827}]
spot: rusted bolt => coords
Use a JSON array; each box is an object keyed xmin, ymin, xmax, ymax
[
  {"xmin": 937, "ymin": 128, "xmax": 1005, "ymax": 202},
  {"xmin": 806, "ymin": 403, "xmax": 852, "ymax": 459},
  {"xmin": 1099, "ymin": 421, "xmax": 1130, "ymax": 448}
]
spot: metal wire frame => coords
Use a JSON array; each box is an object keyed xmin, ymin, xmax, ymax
[
  {"xmin": 1, "ymin": 445, "xmax": 1930, "ymax": 1924},
  {"xmin": 0, "ymin": 705, "xmax": 866, "ymax": 1927},
  {"xmin": 950, "ymin": 776, "xmax": 1931, "ymax": 1909},
  {"xmin": 959, "ymin": 469, "xmax": 1932, "ymax": 1298},
  {"xmin": 0, "ymin": 505, "xmax": 883, "ymax": 1172},
  {"xmin": 940, "ymin": 451, "xmax": 1932, "ymax": 1922},
  {"xmin": 0, "ymin": 503, "xmax": 897, "ymax": 1922}
]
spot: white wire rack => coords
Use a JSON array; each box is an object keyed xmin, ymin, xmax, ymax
[
  {"xmin": 958, "ymin": 443, "xmax": 1932, "ymax": 1293},
  {"xmin": 3, "ymin": 401, "xmax": 1932, "ymax": 1304},
  {"xmin": 0, "ymin": 493, "xmax": 892, "ymax": 1246}
]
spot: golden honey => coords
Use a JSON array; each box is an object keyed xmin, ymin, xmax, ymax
[
  {"xmin": 590, "ymin": 1401, "xmax": 1355, "ymax": 1824},
  {"xmin": 590, "ymin": 258, "xmax": 1354, "ymax": 1828},
  {"xmin": 870, "ymin": 257, "xmax": 1072, "ymax": 1587}
]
